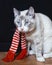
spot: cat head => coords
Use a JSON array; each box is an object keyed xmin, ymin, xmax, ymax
[{"xmin": 13, "ymin": 6, "xmax": 36, "ymax": 32}]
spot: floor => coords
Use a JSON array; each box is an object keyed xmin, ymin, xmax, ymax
[{"xmin": 0, "ymin": 52, "xmax": 52, "ymax": 65}]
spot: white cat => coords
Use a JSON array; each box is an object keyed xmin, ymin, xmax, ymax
[{"xmin": 13, "ymin": 7, "xmax": 52, "ymax": 62}]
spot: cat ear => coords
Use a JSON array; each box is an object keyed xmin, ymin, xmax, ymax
[
  {"xmin": 27, "ymin": 6, "xmax": 35, "ymax": 16},
  {"xmin": 13, "ymin": 8, "xmax": 20, "ymax": 17}
]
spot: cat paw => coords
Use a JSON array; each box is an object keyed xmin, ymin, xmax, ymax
[
  {"xmin": 43, "ymin": 54, "xmax": 49, "ymax": 58},
  {"xmin": 36, "ymin": 57, "xmax": 45, "ymax": 62},
  {"xmin": 28, "ymin": 50, "xmax": 35, "ymax": 55},
  {"xmin": 43, "ymin": 53, "xmax": 52, "ymax": 58}
]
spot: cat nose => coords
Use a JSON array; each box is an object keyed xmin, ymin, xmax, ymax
[{"xmin": 21, "ymin": 28, "xmax": 23, "ymax": 31}]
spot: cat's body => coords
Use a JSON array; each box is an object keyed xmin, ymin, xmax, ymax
[
  {"xmin": 26, "ymin": 13, "xmax": 52, "ymax": 62},
  {"xmin": 13, "ymin": 7, "xmax": 52, "ymax": 62}
]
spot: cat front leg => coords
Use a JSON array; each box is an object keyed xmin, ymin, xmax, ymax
[
  {"xmin": 35, "ymin": 24, "xmax": 45, "ymax": 62},
  {"xmin": 43, "ymin": 37, "xmax": 52, "ymax": 58},
  {"xmin": 34, "ymin": 40, "xmax": 45, "ymax": 62},
  {"xmin": 27, "ymin": 42, "xmax": 31, "ymax": 55},
  {"xmin": 27, "ymin": 41, "xmax": 35, "ymax": 55}
]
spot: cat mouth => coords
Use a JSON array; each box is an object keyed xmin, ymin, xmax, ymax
[
  {"xmin": 19, "ymin": 30, "xmax": 28, "ymax": 33},
  {"xmin": 18, "ymin": 29, "xmax": 29, "ymax": 33},
  {"xmin": 18, "ymin": 30, "xmax": 25, "ymax": 33},
  {"xmin": 20, "ymin": 31, "xmax": 26, "ymax": 33}
]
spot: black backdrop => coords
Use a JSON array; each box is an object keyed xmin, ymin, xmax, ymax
[{"xmin": 0, "ymin": 0, "xmax": 52, "ymax": 51}]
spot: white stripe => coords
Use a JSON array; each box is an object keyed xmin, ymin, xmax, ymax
[
  {"xmin": 10, "ymin": 46, "xmax": 17, "ymax": 49},
  {"xmin": 15, "ymin": 30, "xmax": 19, "ymax": 33},
  {"xmin": 21, "ymin": 36, "xmax": 25, "ymax": 38},
  {"xmin": 12, "ymin": 40, "xmax": 19, "ymax": 43},
  {"xmin": 15, "ymin": 32, "xmax": 19, "ymax": 35},
  {"xmin": 21, "ymin": 38, "xmax": 25, "ymax": 40},
  {"xmin": 14, "ymin": 33, "xmax": 19, "ymax": 35},
  {"xmin": 13, "ymin": 37, "xmax": 19, "ymax": 39},
  {"xmin": 16, "ymin": 30, "xmax": 19, "ymax": 32},
  {"xmin": 12, "ymin": 42, "xmax": 19, "ymax": 44},
  {"xmin": 21, "ymin": 36, "xmax": 25, "ymax": 37},
  {"xmin": 13, "ymin": 35, "xmax": 19, "ymax": 37},
  {"xmin": 12, "ymin": 39, "xmax": 19, "ymax": 42},
  {"xmin": 21, "ymin": 40, "xmax": 26, "ymax": 42},
  {"xmin": 11, "ymin": 44, "xmax": 18, "ymax": 47},
  {"xmin": 10, "ymin": 49, "xmax": 16, "ymax": 52}
]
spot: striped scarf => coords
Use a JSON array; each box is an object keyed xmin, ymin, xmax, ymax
[{"xmin": 2, "ymin": 29, "xmax": 27, "ymax": 62}]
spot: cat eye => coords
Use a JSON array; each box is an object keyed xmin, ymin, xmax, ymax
[
  {"xmin": 17, "ymin": 20, "xmax": 22, "ymax": 27},
  {"xmin": 17, "ymin": 21, "xmax": 20, "ymax": 24},
  {"xmin": 25, "ymin": 21, "xmax": 29, "ymax": 24},
  {"xmin": 25, "ymin": 19, "xmax": 30, "ymax": 25}
]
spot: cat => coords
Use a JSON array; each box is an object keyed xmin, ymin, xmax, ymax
[{"xmin": 13, "ymin": 6, "xmax": 52, "ymax": 62}]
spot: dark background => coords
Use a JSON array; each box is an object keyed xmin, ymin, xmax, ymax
[{"xmin": 0, "ymin": 0, "xmax": 52, "ymax": 51}]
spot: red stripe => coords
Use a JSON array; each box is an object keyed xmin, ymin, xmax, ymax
[
  {"xmin": 12, "ymin": 39, "xmax": 19, "ymax": 42},
  {"xmin": 10, "ymin": 48, "xmax": 17, "ymax": 51},
  {"xmin": 12, "ymin": 38, "xmax": 19, "ymax": 41},
  {"xmin": 13, "ymin": 36, "xmax": 19, "ymax": 39},
  {"xmin": 11, "ymin": 46, "xmax": 18, "ymax": 48},
  {"xmin": 22, "ymin": 47, "xmax": 26, "ymax": 49},
  {"xmin": 12, "ymin": 45, "xmax": 18, "ymax": 48},
  {"xmin": 21, "ymin": 44, "xmax": 26, "ymax": 47},
  {"xmin": 21, "ymin": 43, "xmax": 26, "ymax": 45}
]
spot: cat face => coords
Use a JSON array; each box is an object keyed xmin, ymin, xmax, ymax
[{"xmin": 13, "ymin": 7, "xmax": 36, "ymax": 32}]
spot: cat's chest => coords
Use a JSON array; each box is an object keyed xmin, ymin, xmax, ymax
[
  {"xmin": 25, "ymin": 29, "xmax": 40, "ymax": 42},
  {"xmin": 26, "ymin": 34, "xmax": 33, "ymax": 40},
  {"xmin": 26, "ymin": 31, "xmax": 36, "ymax": 41}
]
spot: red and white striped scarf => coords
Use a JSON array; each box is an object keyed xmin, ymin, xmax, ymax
[
  {"xmin": 2, "ymin": 29, "xmax": 27, "ymax": 62},
  {"xmin": 10, "ymin": 29, "xmax": 26, "ymax": 53}
]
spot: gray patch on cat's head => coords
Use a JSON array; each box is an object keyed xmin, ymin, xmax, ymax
[{"xmin": 20, "ymin": 16, "xmax": 25, "ymax": 20}]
